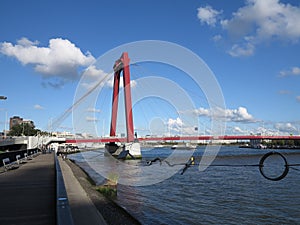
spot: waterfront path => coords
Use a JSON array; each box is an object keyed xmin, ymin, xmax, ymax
[
  {"xmin": 0, "ymin": 152, "xmax": 107, "ymax": 225},
  {"xmin": 58, "ymin": 157, "xmax": 107, "ymax": 225},
  {"xmin": 0, "ymin": 153, "xmax": 56, "ymax": 225}
]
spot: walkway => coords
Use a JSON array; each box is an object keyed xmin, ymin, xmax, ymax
[
  {"xmin": 58, "ymin": 157, "xmax": 107, "ymax": 225},
  {"xmin": 0, "ymin": 152, "xmax": 107, "ymax": 225},
  {"xmin": 0, "ymin": 153, "xmax": 56, "ymax": 225}
]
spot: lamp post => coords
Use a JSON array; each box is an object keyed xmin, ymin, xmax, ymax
[{"xmin": 1, "ymin": 96, "xmax": 7, "ymax": 138}]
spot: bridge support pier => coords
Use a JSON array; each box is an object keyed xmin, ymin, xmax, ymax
[
  {"xmin": 105, "ymin": 142, "xmax": 141, "ymax": 158},
  {"xmin": 124, "ymin": 142, "xmax": 141, "ymax": 157}
]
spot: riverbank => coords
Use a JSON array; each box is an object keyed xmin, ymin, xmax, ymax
[{"xmin": 64, "ymin": 158, "xmax": 141, "ymax": 225}]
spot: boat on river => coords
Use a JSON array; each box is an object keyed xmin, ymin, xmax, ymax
[{"xmin": 171, "ymin": 142, "xmax": 197, "ymax": 150}]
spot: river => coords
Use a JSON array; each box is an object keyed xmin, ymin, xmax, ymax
[{"xmin": 68, "ymin": 146, "xmax": 300, "ymax": 224}]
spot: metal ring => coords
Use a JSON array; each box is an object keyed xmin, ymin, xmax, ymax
[{"xmin": 259, "ymin": 151, "xmax": 289, "ymax": 181}]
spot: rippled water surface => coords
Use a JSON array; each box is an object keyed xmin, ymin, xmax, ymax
[{"xmin": 69, "ymin": 146, "xmax": 300, "ymax": 224}]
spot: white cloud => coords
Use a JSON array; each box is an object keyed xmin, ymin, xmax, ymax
[
  {"xmin": 17, "ymin": 37, "xmax": 39, "ymax": 46},
  {"xmin": 34, "ymin": 104, "xmax": 44, "ymax": 110},
  {"xmin": 296, "ymin": 96, "xmax": 300, "ymax": 102},
  {"xmin": 194, "ymin": 106, "xmax": 256, "ymax": 123},
  {"xmin": 198, "ymin": 0, "xmax": 300, "ymax": 57},
  {"xmin": 292, "ymin": 67, "xmax": 300, "ymax": 74},
  {"xmin": 167, "ymin": 117, "xmax": 183, "ymax": 127},
  {"xmin": 228, "ymin": 42, "xmax": 255, "ymax": 57},
  {"xmin": 193, "ymin": 107, "xmax": 210, "ymax": 117},
  {"xmin": 106, "ymin": 75, "xmax": 137, "ymax": 89},
  {"xmin": 274, "ymin": 122, "xmax": 297, "ymax": 133},
  {"xmin": 222, "ymin": 107, "xmax": 256, "ymax": 122},
  {"xmin": 233, "ymin": 126, "xmax": 245, "ymax": 134},
  {"xmin": 79, "ymin": 65, "xmax": 112, "ymax": 90},
  {"xmin": 167, "ymin": 117, "xmax": 183, "ymax": 133},
  {"xmin": 212, "ymin": 35, "xmax": 222, "ymax": 42},
  {"xmin": 82, "ymin": 65, "xmax": 107, "ymax": 79},
  {"xmin": 197, "ymin": 6, "xmax": 222, "ymax": 26},
  {"xmin": 222, "ymin": 0, "xmax": 300, "ymax": 41},
  {"xmin": 166, "ymin": 117, "xmax": 199, "ymax": 135},
  {"xmin": 182, "ymin": 127, "xmax": 199, "ymax": 135},
  {"xmin": 86, "ymin": 116, "xmax": 99, "ymax": 122},
  {"xmin": 129, "ymin": 80, "xmax": 137, "ymax": 88},
  {"xmin": 279, "ymin": 66, "xmax": 300, "ymax": 77},
  {"xmin": 278, "ymin": 90, "xmax": 292, "ymax": 95},
  {"xmin": 255, "ymin": 126, "xmax": 270, "ymax": 135},
  {"xmin": 82, "ymin": 64, "xmax": 137, "ymax": 90},
  {"xmin": 86, "ymin": 107, "xmax": 101, "ymax": 113},
  {"xmin": 0, "ymin": 37, "xmax": 95, "ymax": 86}
]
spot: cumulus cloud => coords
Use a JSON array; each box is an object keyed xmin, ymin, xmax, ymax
[
  {"xmin": 82, "ymin": 65, "xmax": 107, "ymax": 79},
  {"xmin": 222, "ymin": 0, "xmax": 300, "ymax": 41},
  {"xmin": 86, "ymin": 107, "xmax": 101, "ymax": 113},
  {"xmin": 194, "ymin": 106, "xmax": 256, "ymax": 123},
  {"xmin": 279, "ymin": 66, "xmax": 300, "ymax": 77},
  {"xmin": 274, "ymin": 122, "xmax": 297, "ymax": 133},
  {"xmin": 198, "ymin": 0, "xmax": 300, "ymax": 57},
  {"xmin": 278, "ymin": 90, "xmax": 292, "ymax": 95},
  {"xmin": 80, "ymin": 65, "xmax": 138, "ymax": 93},
  {"xmin": 182, "ymin": 127, "xmax": 199, "ymax": 135},
  {"xmin": 228, "ymin": 43, "xmax": 255, "ymax": 57},
  {"xmin": 167, "ymin": 117, "xmax": 183, "ymax": 133},
  {"xmin": 212, "ymin": 35, "xmax": 222, "ymax": 42},
  {"xmin": 86, "ymin": 116, "xmax": 99, "ymax": 122},
  {"xmin": 233, "ymin": 126, "xmax": 246, "ymax": 134},
  {"xmin": 34, "ymin": 104, "xmax": 44, "ymax": 110},
  {"xmin": 17, "ymin": 37, "xmax": 39, "ymax": 46},
  {"xmin": 167, "ymin": 117, "xmax": 183, "ymax": 127},
  {"xmin": 197, "ymin": 6, "xmax": 222, "ymax": 26},
  {"xmin": 166, "ymin": 117, "xmax": 198, "ymax": 135},
  {"xmin": 0, "ymin": 37, "xmax": 95, "ymax": 87},
  {"xmin": 193, "ymin": 107, "xmax": 210, "ymax": 117},
  {"xmin": 106, "ymin": 75, "xmax": 137, "ymax": 89},
  {"xmin": 79, "ymin": 66, "xmax": 112, "ymax": 90}
]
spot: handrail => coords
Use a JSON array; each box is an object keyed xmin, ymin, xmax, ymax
[{"xmin": 55, "ymin": 154, "xmax": 74, "ymax": 225}]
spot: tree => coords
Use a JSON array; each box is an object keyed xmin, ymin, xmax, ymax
[{"xmin": 8, "ymin": 123, "xmax": 38, "ymax": 136}]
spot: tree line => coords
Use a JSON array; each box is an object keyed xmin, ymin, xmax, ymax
[{"xmin": 7, "ymin": 123, "xmax": 50, "ymax": 136}]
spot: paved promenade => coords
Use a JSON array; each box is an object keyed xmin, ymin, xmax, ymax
[
  {"xmin": 0, "ymin": 153, "xmax": 56, "ymax": 225},
  {"xmin": 0, "ymin": 152, "xmax": 107, "ymax": 225},
  {"xmin": 58, "ymin": 157, "xmax": 107, "ymax": 225}
]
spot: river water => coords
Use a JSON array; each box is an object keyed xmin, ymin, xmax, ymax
[{"xmin": 68, "ymin": 146, "xmax": 300, "ymax": 224}]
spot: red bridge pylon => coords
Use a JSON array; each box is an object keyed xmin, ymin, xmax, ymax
[
  {"xmin": 110, "ymin": 52, "xmax": 135, "ymax": 142},
  {"xmin": 106, "ymin": 52, "xmax": 141, "ymax": 158}
]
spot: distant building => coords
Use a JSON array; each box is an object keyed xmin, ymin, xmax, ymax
[
  {"xmin": 52, "ymin": 131, "xmax": 75, "ymax": 138},
  {"xmin": 9, "ymin": 116, "xmax": 34, "ymax": 130}
]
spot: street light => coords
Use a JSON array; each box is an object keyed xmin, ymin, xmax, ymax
[{"xmin": 0, "ymin": 96, "xmax": 7, "ymax": 138}]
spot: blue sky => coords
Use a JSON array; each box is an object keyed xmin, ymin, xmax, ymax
[{"xmin": 0, "ymin": 0, "xmax": 300, "ymax": 137}]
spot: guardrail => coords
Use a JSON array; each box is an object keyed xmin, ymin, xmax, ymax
[
  {"xmin": 0, "ymin": 149, "xmax": 36, "ymax": 167},
  {"xmin": 55, "ymin": 155, "xmax": 74, "ymax": 225}
]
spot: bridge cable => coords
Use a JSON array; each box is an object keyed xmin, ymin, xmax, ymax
[
  {"xmin": 132, "ymin": 63, "xmax": 199, "ymax": 134},
  {"xmin": 49, "ymin": 69, "xmax": 114, "ymax": 131}
]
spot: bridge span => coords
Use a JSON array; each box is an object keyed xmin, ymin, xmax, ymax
[{"xmin": 65, "ymin": 135, "xmax": 300, "ymax": 144}]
